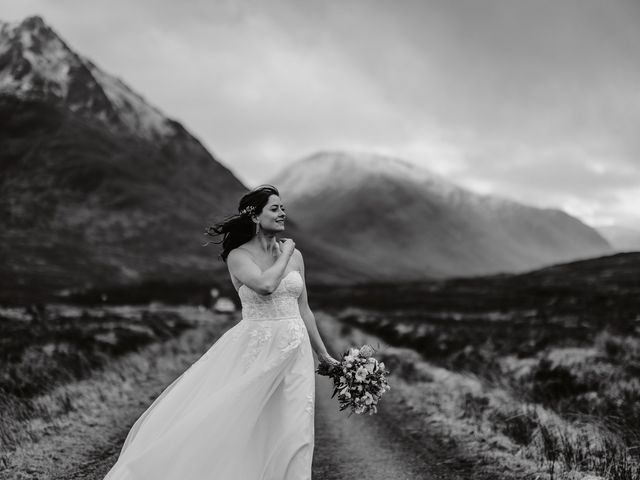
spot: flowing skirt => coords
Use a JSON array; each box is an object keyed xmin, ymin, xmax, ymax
[{"xmin": 103, "ymin": 314, "xmax": 315, "ymax": 480}]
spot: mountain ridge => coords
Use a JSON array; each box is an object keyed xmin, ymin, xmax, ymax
[{"xmin": 270, "ymin": 150, "xmax": 612, "ymax": 280}]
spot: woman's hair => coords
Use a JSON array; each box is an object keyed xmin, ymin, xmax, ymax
[{"xmin": 203, "ymin": 184, "xmax": 280, "ymax": 262}]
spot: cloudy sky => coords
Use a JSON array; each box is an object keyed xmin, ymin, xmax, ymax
[{"xmin": 4, "ymin": 0, "xmax": 640, "ymax": 227}]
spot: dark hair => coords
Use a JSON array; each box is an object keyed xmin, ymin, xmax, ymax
[{"xmin": 203, "ymin": 184, "xmax": 280, "ymax": 262}]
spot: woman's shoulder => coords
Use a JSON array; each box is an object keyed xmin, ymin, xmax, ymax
[
  {"xmin": 229, "ymin": 244, "xmax": 254, "ymax": 257},
  {"xmin": 227, "ymin": 247, "xmax": 255, "ymax": 272}
]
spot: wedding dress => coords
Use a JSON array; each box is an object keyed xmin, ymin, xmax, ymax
[{"xmin": 103, "ymin": 270, "xmax": 315, "ymax": 480}]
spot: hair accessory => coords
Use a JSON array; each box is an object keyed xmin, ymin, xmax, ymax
[{"xmin": 239, "ymin": 205, "xmax": 256, "ymax": 216}]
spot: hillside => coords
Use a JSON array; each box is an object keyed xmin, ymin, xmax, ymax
[{"xmin": 271, "ymin": 151, "xmax": 613, "ymax": 280}]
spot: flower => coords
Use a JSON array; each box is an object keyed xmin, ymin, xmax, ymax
[
  {"xmin": 239, "ymin": 205, "xmax": 256, "ymax": 216},
  {"xmin": 319, "ymin": 343, "xmax": 392, "ymax": 416},
  {"xmin": 355, "ymin": 366, "xmax": 368, "ymax": 382},
  {"xmin": 360, "ymin": 345, "xmax": 375, "ymax": 358}
]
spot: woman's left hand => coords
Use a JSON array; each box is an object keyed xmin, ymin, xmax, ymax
[{"xmin": 318, "ymin": 351, "xmax": 340, "ymax": 366}]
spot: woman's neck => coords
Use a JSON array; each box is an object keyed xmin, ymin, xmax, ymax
[{"xmin": 251, "ymin": 231, "xmax": 279, "ymax": 256}]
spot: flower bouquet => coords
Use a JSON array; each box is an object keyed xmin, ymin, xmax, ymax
[{"xmin": 316, "ymin": 344, "xmax": 391, "ymax": 416}]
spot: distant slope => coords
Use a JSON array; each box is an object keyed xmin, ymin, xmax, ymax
[
  {"xmin": 312, "ymin": 252, "xmax": 640, "ymax": 336},
  {"xmin": 270, "ymin": 151, "xmax": 612, "ymax": 281},
  {"xmin": 596, "ymin": 225, "xmax": 640, "ymax": 252},
  {"xmin": 0, "ymin": 84, "xmax": 246, "ymax": 303}
]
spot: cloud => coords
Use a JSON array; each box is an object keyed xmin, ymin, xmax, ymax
[{"xmin": 2, "ymin": 0, "xmax": 639, "ymax": 226}]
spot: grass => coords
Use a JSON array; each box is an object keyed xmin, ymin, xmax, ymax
[
  {"xmin": 332, "ymin": 307, "xmax": 640, "ymax": 479},
  {"xmin": 0, "ymin": 303, "xmax": 233, "ymax": 454}
]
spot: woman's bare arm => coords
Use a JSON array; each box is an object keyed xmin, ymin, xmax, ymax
[
  {"xmin": 227, "ymin": 245, "xmax": 293, "ymax": 295},
  {"xmin": 294, "ymin": 248, "xmax": 333, "ymax": 359}
]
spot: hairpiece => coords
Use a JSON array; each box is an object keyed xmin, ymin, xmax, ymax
[{"xmin": 239, "ymin": 205, "xmax": 256, "ymax": 216}]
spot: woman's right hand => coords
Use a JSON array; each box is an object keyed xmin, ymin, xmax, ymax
[{"xmin": 278, "ymin": 238, "xmax": 296, "ymax": 256}]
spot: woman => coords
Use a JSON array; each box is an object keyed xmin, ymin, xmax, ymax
[{"xmin": 103, "ymin": 184, "xmax": 339, "ymax": 480}]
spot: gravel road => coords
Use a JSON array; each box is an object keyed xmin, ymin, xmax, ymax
[
  {"xmin": 5, "ymin": 314, "xmax": 477, "ymax": 480},
  {"xmin": 312, "ymin": 373, "xmax": 468, "ymax": 480},
  {"xmin": 54, "ymin": 375, "xmax": 465, "ymax": 480}
]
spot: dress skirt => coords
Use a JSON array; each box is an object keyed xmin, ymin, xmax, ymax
[{"xmin": 103, "ymin": 312, "xmax": 315, "ymax": 480}]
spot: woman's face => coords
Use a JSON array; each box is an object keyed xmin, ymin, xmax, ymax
[{"xmin": 257, "ymin": 194, "xmax": 286, "ymax": 232}]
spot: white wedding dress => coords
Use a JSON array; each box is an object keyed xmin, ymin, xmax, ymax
[{"xmin": 103, "ymin": 270, "xmax": 316, "ymax": 479}]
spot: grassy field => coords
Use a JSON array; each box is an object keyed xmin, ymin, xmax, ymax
[
  {"xmin": 320, "ymin": 253, "xmax": 640, "ymax": 479},
  {"xmin": 335, "ymin": 310, "xmax": 640, "ymax": 479},
  {"xmin": 2, "ymin": 252, "xmax": 638, "ymax": 479},
  {"xmin": 0, "ymin": 303, "xmax": 236, "ymax": 458}
]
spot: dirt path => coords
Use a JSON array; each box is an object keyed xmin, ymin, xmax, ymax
[
  {"xmin": 49, "ymin": 376, "xmax": 468, "ymax": 480},
  {"xmin": 50, "ymin": 377, "xmax": 465, "ymax": 480},
  {"xmin": 312, "ymin": 374, "xmax": 468, "ymax": 480},
  {"xmin": 3, "ymin": 313, "xmax": 487, "ymax": 480}
]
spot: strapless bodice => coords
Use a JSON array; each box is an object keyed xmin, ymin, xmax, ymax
[{"xmin": 238, "ymin": 270, "xmax": 304, "ymax": 322}]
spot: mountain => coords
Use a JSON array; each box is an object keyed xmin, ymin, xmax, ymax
[
  {"xmin": 595, "ymin": 225, "xmax": 640, "ymax": 252},
  {"xmin": 270, "ymin": 151, "xmax": 613, "ymax": 280},
  {"xmin": 0, "ymin": 16, "xmax": 369, "ymax": 305},
  {"xmin": 0, "ymin": 16, "xmax": 246, "ymax": 303},
  {"xmin": 0, "ymin": 15, "xmax": 617, "ymax": 303},
  {"xmin": 0, "ymin": 16, "xmax": 177, "ymax": 141}
]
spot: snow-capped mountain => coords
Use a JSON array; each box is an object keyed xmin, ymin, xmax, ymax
[
  {"xmin": 0, "ymin": 16, "xmax": 373, "ymax": 304},
  {"xmin": 0, "ymin": 15, "xmax": 248, "ymax": 303},
  {"xmin": 276, "ymin": 150, "xmax": 512, "ymax": 210},
  {"xmin": 270, "ymin": 151, "xmax": 613, "ymax": 280},
  {"xmin": 0, "ymin": 15, "xmax": 175, "ymax": 141}
]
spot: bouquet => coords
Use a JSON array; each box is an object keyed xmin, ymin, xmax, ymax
[{"xmin": 316, "ymin": 344, "xmax": 391, "ymax": 416}]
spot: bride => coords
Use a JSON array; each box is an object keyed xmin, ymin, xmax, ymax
[{"xmin": 103, "ymin": 184, "xmax": 340, "ymax": 479}]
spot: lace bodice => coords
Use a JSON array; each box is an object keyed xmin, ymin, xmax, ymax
[{"xmin": 238, "ymin": 270, "xmax": 303, "ymax": 321}]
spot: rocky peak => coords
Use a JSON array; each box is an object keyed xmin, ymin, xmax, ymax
[{"xmin": 0, "ymin": 15, "xmax": 176, "ymax": 140}]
